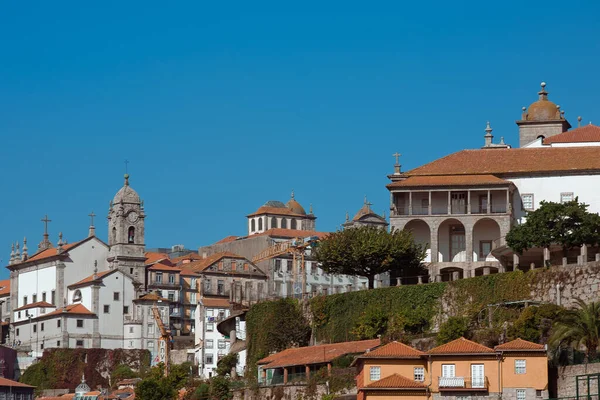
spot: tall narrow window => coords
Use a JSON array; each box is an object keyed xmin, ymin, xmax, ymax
[
  {"xmin": 522, "ymin": 194, "xmax": 534, "ymax": 211},
  {"xmin": 112, "ymin": 227, "xmax": 117, "ymax": 243},
  {"xmin": 251, "ymin": 219, "xmax": 256, "ymax": 232},
  {"xmin": 271, "ymin": 217, "xmax": 277, "ymax": 229},
  {"xmin": 128, "ymin": 227, "xmax": 135, "ymax": 243},
  {"xmin": 291, "ymin": 219, "xmax": 297, "ymax": 229},
  {"xmin": 51, "ymin": 290, "xmax": 56, "ymax": 305},
  {"xmin": 281, "ymin": 218, "xmax": 287, "ymax": 229},
  {"xmin": 258, "ymin": 218, "xmax": 263, "ymax": 231}
]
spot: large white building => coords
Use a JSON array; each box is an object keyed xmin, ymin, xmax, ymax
[{"xmin": 388, "ymin": 83, "xmax": 600, "ymax": 281}]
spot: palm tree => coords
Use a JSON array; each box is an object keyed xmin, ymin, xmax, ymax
[{"xmin": 549, "ymin": 299, "xmax": 600, "ymax": 361}]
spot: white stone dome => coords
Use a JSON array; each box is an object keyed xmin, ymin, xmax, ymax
[{"xmin": 113, "ymin": 174, "xmax": 140, "ymax": 204}]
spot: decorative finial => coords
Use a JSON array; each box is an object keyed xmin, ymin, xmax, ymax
[
  {"xmin": 290, "ymin": 189, "xmax": 294, "ymax": 199},
  {"xmin": 39, "ymin": 214, "xmax": 52, "ymax": 251},
  {"xmin": 88, "ymin": 211, "xmax": 96, "ymax": 237},
  {"xmin": 124, "ymin": 173, "xmax": 130, "ymax": 186},
  {"xmin": 500, "ymin": 136, "xmax": 505, "ymax": 145},
  {"xmin": 521, "ymin": 106, "xmax": 527, "ymax": 120},
  {"xmin": 541, "ymin": 82, "xmax": 546, "ymax": 88},
  {"xmin": 382, "ymin": 210, "xmax": 386, "ymax": 219},
  {"xmin": 485, "ymin": 121, "xmax": 492, "ymax": 135},
  {"xmin": 57, "ymin": 233, "xmax": 64, "ymax": 253},
  {"xmin": 9, "ymin": 243, "xmax": 15, "ymax": 265},
  {"xmin": 538, "ymin": 82, "xmax": 549, "ymax": 101},
  {"xmin": 392, "ymin": 152, "xmax": 402, "ymax": 174},
  {"xmin": 364, "ymin": 195, "xmax": 368, "ymax": 205},
  {"xmin": 345, "ymin": 211, "xmax": 349, "ymax": 222},
  {"xmin": 578, "ymin": 116, "xmax": 582, "ymax": 127},
  {"xmin": 22, "ymin": 237, "xmax": 28, "ymax": 261},
  {"xmin": 309, "ymin": 203, "xmax": 313, "ymax": 214},
  {"xmin": 15, "ymin": 242, "xmax": 20, "ymax": 260}
]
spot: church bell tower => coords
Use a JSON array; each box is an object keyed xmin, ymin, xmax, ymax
[{"xmin": 107, "ymin": 174, "xmax": 147, "ymax": 288}]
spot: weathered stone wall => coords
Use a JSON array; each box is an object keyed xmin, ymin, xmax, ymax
[
  {"xmin": 556, "ymin": 363, "xmax": 600, "ymax": 398},
  {"xmin": 170, "ymin": 349, "xmax": 192, "ymax": 365},
  {"xmin": 529, "ymin": 262, "xmax": 600, "ymax": 308},
  {"xmin": 232, "ymin": 383, "xmax": 330, "ymax": 400}
]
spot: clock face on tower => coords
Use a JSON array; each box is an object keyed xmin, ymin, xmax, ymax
[{"xmin": 127, "ymin": 211, "xmax": 139, "ymax": 223}]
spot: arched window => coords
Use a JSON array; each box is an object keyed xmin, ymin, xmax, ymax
[
  {"xmin": 281, "ymin": 218, "xmax": 287, "ymax": 229},
  {"xmin": 258, "ymin": 218, "xmax": 263, "ymax": 231},
  {"xmin": 537, "ymin": 135, "xmax": 545, "ymax": 140},
  {"xmin": 271, "ymin": 217, "xmax": 277, "ymax": 229},
  {"xmin": 128, "ymin": 227, "xmax": 135, "ymax": 243},
  {"xmin": 112, "ymin": 227, "xmax": 117, "ymax": 243},
  {"xmin": 291, "ymin": 219, "xmax": 297, "ymax": 229},
  {"xmin": 251, "ymin": 219, "xmax": 256, "ymax": 232},
  {"xmin": 72, "ymin": 290, "xmax": 82, "ymax": 303}
]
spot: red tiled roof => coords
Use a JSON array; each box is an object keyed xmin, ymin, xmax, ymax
[
  {"xmin": 180, "ymin": 268, "xmax": 201, "ymax": 276},
  {"xmin": 148, "ymin": 263, "xmax": 181, "ymax": 272},
  {"xmin": 407, "ymin": 147, "xmax": 600, "ymax": 176},
  {"xmin": 18, "ymin": 241, "xmax": 81, "ymax": 264},
  {"xmin": 544, "ymin": 124, "xmax": 600, "ymax": 144},
  {"xmin": 363, "ymin": 373, "xmax": 427, "ymax": 390},
  {"xmin": 68, "ymin": 270, "xmax": 114, "ymax": 288},
  {"xmin": 201, "ymin": 298, "xmax": 230, "ymax": 308},
  {"xmin": 258, "ymin": 339, "xmax": 380, "ymax": 369},
  {"xmin": 179, "ymin": 252, "xmax": 248, "ymax": 272},
  {"xmin": 360, "ymin": 341, "xmax": 426, "ymax": 359},
  {"xmin": 253, "ymin": 228, "xmax": 329, "ymax": 240},
  {"xmin": 428, "ymin": 337, "xmax": 494, "ymax": 355},
  {"xmin": 495, "ymin": 338, "xmax": 545, "ymax": 351},
  {"xmin": 247, "ymin": 206, "xmax": 307, "ymax": 218},
  {"xmin": 0, "ymin": 279, "xmax": 10, "ymax": 296},
  {"xmin": 44, "ymin": 303, "xmax": 94, "ymax": 317},
  {"xmin": 135, "ymin": 293, "xmax": 169, "ymax": 302},
  {"xmin": 215, "ymin": 236, "xmax": 239, "ymax": 244},
  {"xmin": 0, "ymin": 376, "xmax": 34, "ymax": 388},
  {"xmin": 13, "ymin": 301, "xmax": 56, "ymax": 312},
  {"xmin": 171, "ymin": 253, "xmax": 204, "ymax": 264},
  {"xmin": 387, "ymin": 174, "xmax": 510, "ymax": 189},
  {"xmin": 145, "ymin": 252, "xmax": 170, "ymax": 265}
]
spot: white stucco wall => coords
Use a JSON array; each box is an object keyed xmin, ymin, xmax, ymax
[{"xmin": 17, "ymin": 266, "xmax": 56, "ymax": 310}]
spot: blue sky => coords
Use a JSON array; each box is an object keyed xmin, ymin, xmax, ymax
[{"xmin": 1, "ymin": 1, "xmax": 599, "ymax": 275}]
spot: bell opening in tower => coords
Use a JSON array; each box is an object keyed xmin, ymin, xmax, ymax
[{"xmin": 128, "ymin": 226, "xmax": 135, "ymax": 243}]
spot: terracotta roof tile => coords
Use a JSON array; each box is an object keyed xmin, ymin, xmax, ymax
[
  {"xmin": 361, "ymin": 341, "xmax": 426, "ymax": 359},
  {"xmin": 44, "ymin": 303, "xmax": 94, "ymax": 317},
  {"xmin": 407, "ymin": 147, "xmax": 600, "ymax": 176},
  {"xmin": 13, "ymin": 301, "xmax": 56, "ymax": 312},
  {"xmin": 68, "ymin": 270, "xmax": 114, "ymax": 288},
  {"xmin": 135, "ymin": 293, "xmax": 169, "ymax": 302},
  {"xmin": 0, "ymin": 377, "xmax": 34, "ymax": 388},
  {"xmin": 494, "ymin": 338, "xmax": 545, "ymax": 351},
  {"xmin": 148, "ymin": 263, "xmax": 181, "ymax": 272},
  {"xmin": 387, "ymin": 175, "xmax": 510, "ymax": 189},
  {"xmin": 180, "ymin": 268, "xmax": 201, "ymax": 276},
  {"xmin": 171, "ymin": 253, "xmax": 204, "ymax": 264},
  {"xmin": 428, "ymin": 337, "xmax": 494, "ymax": 355},
  {"xmin": 16, "ymin": 241, "xmax": 81, "ymax": 264},
  {"xmin": 201, "ymin": 298, "xmax": 230, "ymax": 308},
  {"xmin": 544, "ymin": 124, "xmax": 600, "ymax": 144},
  {"xmin": 363, "ymin": 373, "xmax": 427, "ymax": 390},
  {"xmin": 145, "ymin": 252, "xmax": 170, "ymax": 265},
  {"xmin": 258, "ymin": 339, "xmax": 380, "ymax": 369},
  {"xmin": 0, "ymin": 279, "xmax": 10, "ymax": 296}
]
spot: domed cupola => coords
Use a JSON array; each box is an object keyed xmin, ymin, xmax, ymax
[
  {"xmin": 112, "ymin": 174, "xmax": 141, "ymax": 205},
  {"xmin": 286, "ymin": 190, "xmax": 306, "ymax": 215},
  {"xmin": 75, "ymin": 374, "xmax": 91, "ymax": 396}
]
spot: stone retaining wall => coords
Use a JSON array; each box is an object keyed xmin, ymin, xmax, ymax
[{"xmin": 556, "ymin": 363, "xmax": 600, "ymax": 398}]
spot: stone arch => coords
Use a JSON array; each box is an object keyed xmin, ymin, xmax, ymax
[
  {"xmin": 439, "ymin": 266, "xmax": 465, "ymax": 282},
  {"xmin": 472, "ymin": 218, "xmax": 501, "ymax": 262},
  {"xmin": 404, "ymin": 219, "xmax": 432, "ymax": 263},
  {"xmin": 437, "ymin": 219, "xmax": 466, "ymax": 262}
]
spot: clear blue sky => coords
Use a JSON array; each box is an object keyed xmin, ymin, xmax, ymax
[{"xmin": 1, "ymin": 1, "xmax": 599, "ymax": 276}]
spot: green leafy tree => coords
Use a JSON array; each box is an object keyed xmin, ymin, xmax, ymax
[
  {"xmin": 507, "ymin": 199, "xmax": 600, "ymax": 257},
  {"xmin": 191, "ymin": 382, "xmax": 210, "ymax": 400},
  {"xmin": 437, "ymin": 316, "xmax": 470, "ymax": 345},
  {"xmin": 135, "ymin": 377, "xmax": 176, "ymax": 400},
  {"xmin": 508, "ymin": 304, "xmax": 562, "ymax": 343},
  {"xmin": 314, "ymin": 226, "xmax": 426, "ymax": 289},
  {"xmin": 351, "ymin": 307, "xmax": 389, "ymax": 340},
  {"xmin": 216, "ymin": 353, "xmax": 238, "ymax": 377},
  {"xmin": 209, "ymin": 376, "xmax": 232, "ymax": 400},
  {"xmin": 549, "ymin": 299, "xmax": 600, "ymax": 361},
  {"xmin": 168, "ymin": 362, "xmax": 192, "ymax": 389},
  {"xmin": 111, "ymin": 364, "xmax": 137, "ymax": 386}
]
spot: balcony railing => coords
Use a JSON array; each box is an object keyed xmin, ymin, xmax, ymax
[
  {"xmin": 202, "ymin": 288, "xmax": 231, "ymax": 297},
  {"xmin": 394, "ymin": 203, "xmax": 509, "ymax": 217},
  {"xmin": 148, "ymin": 281, "xmax": 180, "ymax": 288},
  {"xmin": 438, "ymin": 376, "xmax": 488, "ymax": 390}
]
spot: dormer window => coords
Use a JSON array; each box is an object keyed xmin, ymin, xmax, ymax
[{"xmin": 73, "ymin": 290, "xmax": 82, "ymax": 303}]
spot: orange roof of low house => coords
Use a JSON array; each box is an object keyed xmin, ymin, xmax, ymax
[
  {"xmin": 494, "ymin": 338, "xmax": 546, "ymax": 352},
  {"xmin": 171, "ymin": 253, "xmax": 204, "ymax": 264},
  {"xmin": 428, "ymin": 337, "xmax": 494, "ymax": 355},
  {"xmin": 387, "ymin": 174, "xmax": 510, "ymax": 189},
  {"xmin": 0, "ymin": 279, "xmax": 10, "ymax": 296},
  {"xmin": 13, "ymin": 301, "xmax": 56, "ymax": 312},
  {"xmin": 359, "ymin": 341, "xmax": 426, "ymax": 359},
  {"xmin": 406, "ymin": 147, "xmax": 600, "ymax": 177},
  {"xmin": 180, "ymin": 268, "xmax": 201, "ymax": 276},
  {"xmin": 362, "ymin": 373, "xmax": 427, "ymax": 390},
  {"xmin": 135, "ymin": 293, "xmax": 169, "ymax": 302},
  {"xmin": 544, "ymin": 124, "xmax": 600, "ymax": 144},
  {"xmin": 145, "ymin": 252, "xmax": 170, "ymax": 265},
  {"xmin": 258, "ymin": 339, "xmax": 380, "ymax": 369},
  {"xmin": 148, "ymin": 263, "xmax": 181, "ymax": 272},
  {"xmin": 0, "ymin": 377, "xmax": 34, "ymax": 388},
  {"xmin": 44, "ymin": 303, "xmax": 94, "ymax": 317},
  {"xmin": 201, "ymin": 298, "xmax": 230, "ymax": 308}
]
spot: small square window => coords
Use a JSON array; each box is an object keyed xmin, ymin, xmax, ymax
[
  {"xmin": 129, "ymin": 327, "xmax": 134, "ymax": 333},
  {"xmin": 522, "ymin": 194, "xmax": 534, "ymax": 211},
  {"xmin": 517, "ymin": 389, "xmax": 527, "ymax": 400},
  {"xmin": 205, "ymin": 353, "xmax": 214, "ymax": 365},
  {"xmin": 560, "ymin": 192, "xmax": 574, "ymax": 204},
  {"xmin": 124, "ymin": 306, "xmax": 129, "ymax": 314},
  {"xmin": 206, "ymin": 323, "xmax": 214, "ymax": 332},
  {"xmin": 218, "ymin": 340, "xmax": 227, "ymax": 349},
  {"xmin": 536, "ymin": 390, "xmax": 542, "ymax": 397},
  {"xmin": 103, "ymin": 305, "xmax": 110, "ymax": 313},
  {"xmin": 40, "ymin": 343, "xmax": 44, "ymax": 350},
  {"xmin": 77, "ymin": 319, "xmax": 84, "ymax": 328},
  {"xmin": 370, "ymin": 366, "xmax": 381, "ymax": 381},
  {"xmin": 205, "ymin": 339, "xmax": 214, "ymax": 349},
  {"xmin": 114, "ymin": 292, "xmax": 120, "ymax": 301},
  {"xmin": 76, "ymin": 339, "xmax": 84, "ymax": 347},
  {"xmin": 148, "ymin": 341, "xmax": 154, "ymax": 348},
  {"xmin": 515, "ymin": 359, "xmax": 526, "ymax": 374},
  {"xmin": 414, "ymin": 367, "xmax": 424, "ymax": 382},
  {"xmin": 57, "ymin": 340, "xmax": 61, "ymax": 347}
]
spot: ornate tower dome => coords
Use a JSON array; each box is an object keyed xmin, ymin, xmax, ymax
[
  {"xmin": 286, "ymin": 190, "xmax": 306, "ymax": 215},
  {"xmin": 75, "ymin": 375, "xmax": 91, "ymax": 395},
  {"xmin": 523, "ymin": 82, "xmax": 561, "ymax": 121},
  {"xmin": 113, "ymin": 174, "xmax": 140, "ymax": 204}
]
